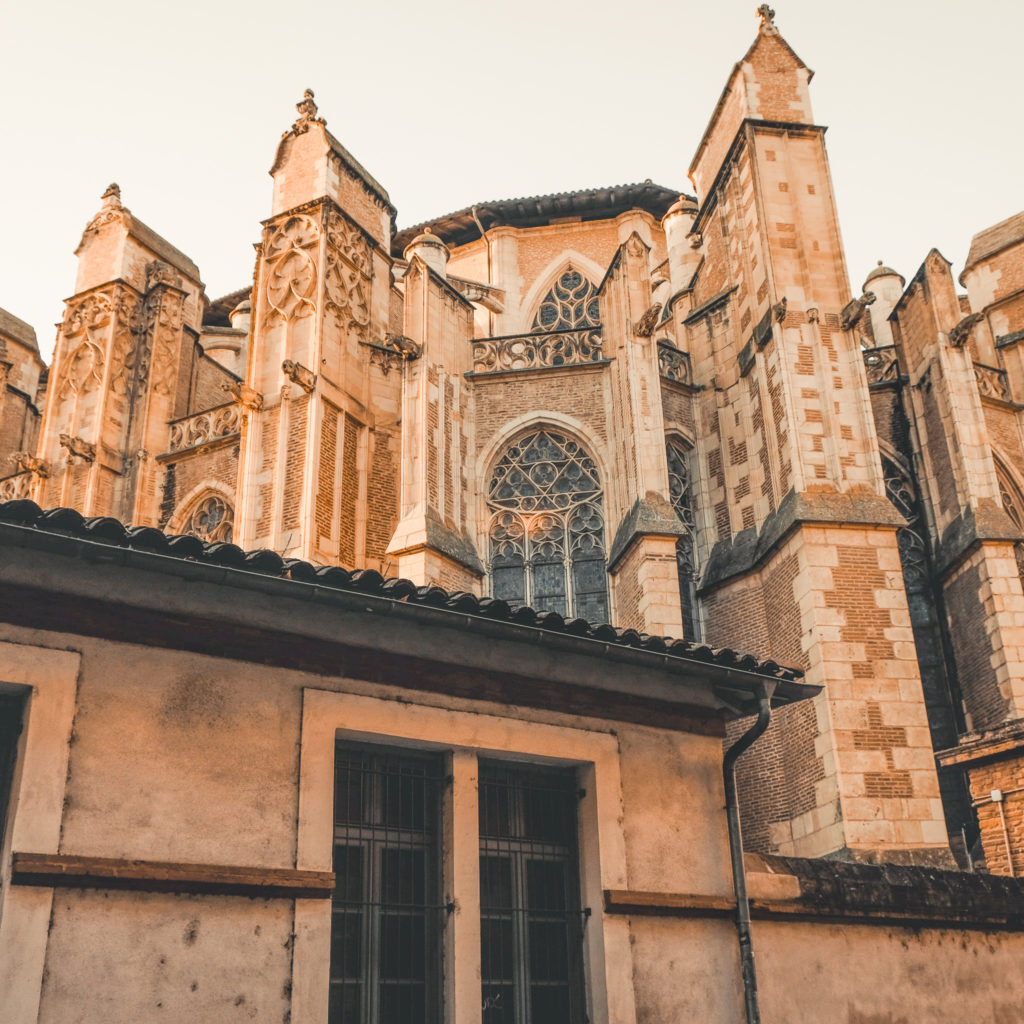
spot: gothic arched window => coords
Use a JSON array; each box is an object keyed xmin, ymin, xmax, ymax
[
  {"xmin": 487, "ymin": 430, "xmax": 609, "ymax": 622},
  {"xmin": 531, "ymin": 269, "xmax": 601, "ymax": 333},
  {"xmin": 995, "ymin": 459, "xmax": 1024, "ymax": 582},
  {"xmin": 181, "ymin": 493, "xmax": 234, "ymax": 544},
  {"xmin": 666, "ymin": 439, "xmax": 702, "ymax": 640}
]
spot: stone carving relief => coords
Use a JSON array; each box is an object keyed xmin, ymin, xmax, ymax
[
  {"xmin": 881, "ymin": 456, "xmax": 928, "ymax": 590},
  {"xmin": 949, "ymin": 313, "xmax": 983, "ymax": 349},
  {"xmin": 282, "ymin": 359, "xmax": 317, "ymax": 393},
  {"xmin": 634, "ymin": 303, "xmax": 663, "ymax": 338},
  {"xmin": 220, "ymin": 380, "xmax": 264, "ymax": 411},
  {"xmin": 325, "ymin": 210, "xmax": 372, "ymax": 341},
  {"xmin": 657, "ymin": 341, "xmax": 693, "ymax": 386},
  {"xmin": 183, "ymin": 493, "xmax": 234, "ymax": 544},
  {"xmin": 146, "ymin": 260, "xmax": 182, "ymax": 292},
  {"xmin": 772, "ymin": 297, "xmax": 788, "ymax": 323},
  {"xmin": 10, "ymin": 452, "xmax": 48, "ymax": 477},
  {"xmin": 139, "ymin": 288, "xmax": 185, "ymax": 397},
  {"xmin": 59, "ymin": 293, "xmax": 113, "ymax": 398},
  {"xmin": 863, "ymin": 346, "xmax": 900, "ymax": 386},
  {"xmin": 363, "ymin": 333, "xmax": 422, "ymax": 376},
  {"xmin": 78, "ymin": 183, "xmax": 130, "ymax": 249},
  {"xmin": 974, "ymin": 361, "xmax": 1011, "ymax": 402},
  {"xmin": 289, "ymin": 89, "xmax": 326, "ymax": 135},
  {"xmin": 59, "ymin": 433, "xmax": 96, "ymax": 465},
  {"xmin": 263, "ymin": 215, "xmax": 319, "ymax": 325}
]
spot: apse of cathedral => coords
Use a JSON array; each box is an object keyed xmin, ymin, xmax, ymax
[{"xmin": 2, "ymin": 5, "xmax": 1024, "ymax": 879}]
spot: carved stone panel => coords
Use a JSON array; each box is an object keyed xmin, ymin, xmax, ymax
[
  {"xmin": 324, "ymin": 209, "xmax": 372, "ymax": 341},
  {"xmin": 263, "ymin": 215, "xmax": 320, "ymax": 325}
]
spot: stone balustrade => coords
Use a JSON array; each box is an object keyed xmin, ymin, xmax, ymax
[
  {"xmin": 0, "ymin": 472, "xmax": 31, "ymax": 501},
  {"xmin": 973, "ymin": 361, "xmax": 1012, "ymax": 402},
  {"xmin": 470, "ymin": 328, "xmax": 603, "ymax": 374},
  {"xmin": 168, "ymin": 402, "xmax": 242, "ymax": 453}
]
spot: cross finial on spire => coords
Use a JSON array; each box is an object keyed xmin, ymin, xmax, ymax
[
  {"xmin": 101, "ymin": 183, "xmax": 122, "ymax": 209},
  {"xmin": 757, "ymin": 4, "xmax": 776, "ymax": 27}
]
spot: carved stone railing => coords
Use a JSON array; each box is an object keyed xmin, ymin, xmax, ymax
[
  {"xmin": 471, "ymin": 328, "xmax": 603, "ymax": 374},
  {"xmin": 657, "ymin": 342, "xmax": 693, "ymax": 386},
  {"xmin": 168, "ymin": 402, "xmax": 242, "ymax": 453},
  {"xmin": 974, "ymin": 361, "xmax": 1012, "ymax": 402},
  {"xmin": 862, "ymin": 346, "xmax": 900, "ymax": 385},
  {"xmin": 0, "ymin": 471, "xmax": 32, "ymax": 501}
]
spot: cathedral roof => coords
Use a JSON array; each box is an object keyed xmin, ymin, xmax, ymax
[
  {"xmin": 0, "ymin": 499, "xmax": 812, "ymax": 708},
  {"xmin": 961, "ymin": 209, "xmax": 1024, "ymax": 280},
  {"xmin": 392, "ymin": 182, "xmax": 687, "ymax": 256},
  {"xmin": 204, "ymin": 286, "xmax": 251, "ymax": 327}
]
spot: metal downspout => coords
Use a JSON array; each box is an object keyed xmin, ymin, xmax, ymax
[{"xmin": 723, "ymin": 682, "xmax": 775, "ymax": 1024}]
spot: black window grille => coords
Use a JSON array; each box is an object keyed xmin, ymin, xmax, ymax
[
  {"xmin": 330, "ymin": 744, "xmax": 444, "ymax": 1024},
  {"xmin": 479, "ymin": 761, "xmax": 587, "ymax": 1024},
  {"xmin": 0, "ymin": 693, "xmax": 26, "ymax": 853}
]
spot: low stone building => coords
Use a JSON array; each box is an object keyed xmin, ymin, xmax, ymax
[{"xmin": 1, "ymin": 502, "xmax": 1024, "ymax": 1023}]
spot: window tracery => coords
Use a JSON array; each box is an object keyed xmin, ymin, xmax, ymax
[
  {"xmin": 487, "ymin": 430, "xmax": 608, "ymax": 622},
  {"xmin": 995, "ymin": 459, "xmax": 1024, "ymax": 582},
  {"xmin": 182, "ymin": 493, "xmax": 234, "ymax": 544},
  {"xmin": 531, "ymin": 269, "xmax": 601, "ymax": 333},
  {"xmin": 666, "ymin": 439, "xmax": 701, "ymax": 640}
]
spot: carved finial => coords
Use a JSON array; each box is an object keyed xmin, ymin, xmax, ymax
[
  {"xmin": 101, "ymin": 183, "xmax": 122, "ymax": 208},
  {"xmin": 291, "ymin": 88, "xmax": 324, "ymax": 133},
  {"xmin": 757, "ymin": 4, "xmax": 776, "ymax": 27}
]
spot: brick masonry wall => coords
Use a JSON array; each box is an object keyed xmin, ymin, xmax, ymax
[
  {"xmin": 967, "ymin": 754, "xmax": 1024, "ymax": 876},
  {"xmin": 157, "ymin": 441, "xmax": 240, "ymax": 530}
]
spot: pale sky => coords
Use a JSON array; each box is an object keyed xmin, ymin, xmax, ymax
[{"xmin": 2, "ymin": 0, "xmax": 1021, "ymax": 361}]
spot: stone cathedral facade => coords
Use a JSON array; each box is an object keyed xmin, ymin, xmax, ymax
[{"xmin": 3, "ymin": 7, "xmax": 1024, "ymax": 878}]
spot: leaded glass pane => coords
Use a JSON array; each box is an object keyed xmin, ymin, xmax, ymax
[
  {"xmin": 531, "ymin": 270, "xmax": 602, "ymax": 333},
  {"xmin": 666, "ymin": 439, "xmax": 701, "ymax": 640},
  {"xmin": 487, "ymin": 431, "xmax": 609, "ymax": 620}
]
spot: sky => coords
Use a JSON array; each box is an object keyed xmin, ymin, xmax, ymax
[{"xmin": 2, "ymin": 0, "xmax": 1021, "ymax": 362}]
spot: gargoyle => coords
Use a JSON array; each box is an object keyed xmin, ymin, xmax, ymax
[
  {"xmin": 10, "ymin": 452, "xmax": 48, "ymax": 477},
  {"xmin": 59, "ymin": 434, "xmax": 96, "ymax": 465},
  {"xmin": 220, "ymin": 380, "xmax": 264, "ymax": 410},
  {"xmin": 281, "ymin": 359, "xmax": 317, "ymax": 393},
  {"xmin": 949, "ymin": 313, "xmax": 983, "ymax": 349},
  {"xmin": 635, "ymin": 303, "xmax": 663, "ymax": 338}
]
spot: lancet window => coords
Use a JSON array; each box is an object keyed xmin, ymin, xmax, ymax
[
  {"xmin": 181, "ymin": 493, "xmax": 234, "ymax": 544},
  {"xmin": 487, "ymin": 430, "xmax": 609, "ymax": 622},
  {"xmin": 666, "ymin": 439, "xmax": 701, "ymax": 640},
  {"xmin": 995, "ymin": 459, "xmax": 1024, "ymax": 582},
  {"xmin": 531, "ymin": 269, "xmax": 601, "ymax": 333}
]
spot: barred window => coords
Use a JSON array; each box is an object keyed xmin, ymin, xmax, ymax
[
  {"xmin": 487, "ymin": 430, "xmax": 609, "ymax": 622},
  {"xmin": 330, "ymin": 745, "xmax": 444, "ymax": 1023},
  {"xmin": 666, "ymin": 439, "xmax": 701, "ymax": 640},
  {"xmin": 531, "ymin": 270, "xmax": 601, "ymax": 333},
  {"xmin": 0, "ymin": 693, "xmax": 26, "ymax": 853},
  {"xmin": 479, "ymin": 762, "xmax": 587, "ymax": 1024}
]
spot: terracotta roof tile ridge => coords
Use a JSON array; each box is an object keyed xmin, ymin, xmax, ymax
[{"xmin": 0, "ymin": 499, "xmax": 803, "ymax": 683}]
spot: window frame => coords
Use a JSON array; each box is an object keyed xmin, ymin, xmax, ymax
[{"xmin": 296, "ymin": 688, "xmax": 634, "ymax": 1024}]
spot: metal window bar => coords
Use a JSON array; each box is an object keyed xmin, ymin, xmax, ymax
[
  {"xmin": 479, "ymin": 762, "xmax": 588, "ymax": 1024},
  {"xmin": 330, "ymin": 745, "xmax": 445, "ymax": 1024},
  {"xmin": 0, "ymin": 693, "xmax": 26, "ymax": 853}
]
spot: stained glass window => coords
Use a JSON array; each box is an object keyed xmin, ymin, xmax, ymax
[
  {"xmin": 666, "ymin": 439, "xmax": 701, "ymax": 640},
  {"xmin": 183, "ymin": 494, "xmax": 234, "ymax": 544},
  {"xmin": 531, "ymin": 270, "xmax": 601, "ymax": 333},
  {"xmin": 487, "ymin": 430, "xmax": 609, "ymax": 622}
]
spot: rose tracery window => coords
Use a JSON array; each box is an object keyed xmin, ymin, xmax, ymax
[
  {"xmin": 667, "ymin": 439, "xmax": 701, "ymax": 640},
  {"xmin": 531, "ymin": 270, "xmax": 601, "ymax": 333},
  {"xmin": 183, "ymin": 494, "xmax": 234, "ymax": 544},
  {"xmin": 487, "ymin": 430, "xmax": 609, "ymax": 622}
]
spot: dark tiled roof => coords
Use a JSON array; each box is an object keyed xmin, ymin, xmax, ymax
[
  {"xmin": 204, "ymin": 287, "xmax": 251, "ymax": 328},
  {"xmin": 0, "ymin": 499, "xmax": 804, "ymax": 686},
  {"xmin": 392, "ymin": 182, "xmax": 689, "ymax": 256}
]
